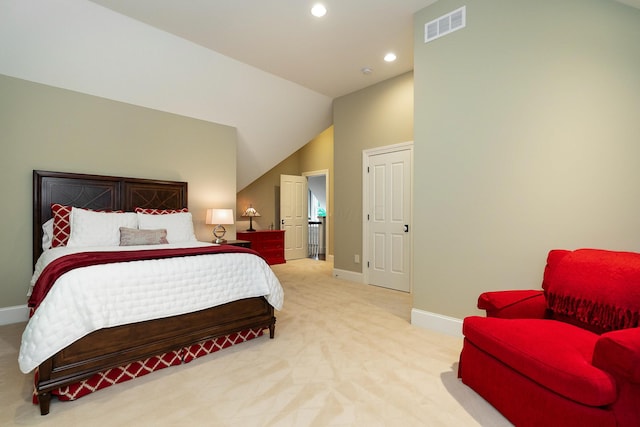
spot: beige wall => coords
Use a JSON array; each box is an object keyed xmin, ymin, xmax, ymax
[
  {"xmin": 413, "ymin": 0, "xmax": 640, "ymax": 319},
  {"xmin": 333, "ymin": 72, "xmax": 414, "ymax": 272},
  {"xmin": 237, "ymin": 126, "xmax": 334, "ymax": 255},
  {"xmin": 0, "ymin": 75, "xmax": 237, "ymax": 308}
]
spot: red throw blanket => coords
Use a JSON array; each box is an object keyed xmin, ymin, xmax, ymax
[
  {"xmin": 543, "ymin": 249, "xmax": 640, "ymax": 332},
  {"xmin": 29, "ymin": 245, "xmax": 262, "ymax": 313}
]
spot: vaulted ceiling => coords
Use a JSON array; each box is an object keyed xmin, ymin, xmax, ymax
[
  {"xmin": 89, "ymin": 0, "xmax": 440, "ymax": 98},
  {"xmin": 77, "ymin": 0, "xmax": 444, "ymax": 189},
  {"xmin": 4, "ymin": 1, "xmax": 638, "ymax": 189},
  {"xmin": 86, "ymin": 0, "xmax": 640, "ymax": 188}
]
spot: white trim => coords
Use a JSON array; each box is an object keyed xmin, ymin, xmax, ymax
[
  {"xmin": 362, "ymin": 141, "xmax": 414, "ymax": 156},
  {"xmin": 332, "ymin": 268, "xmax": 363, "ymax": 284},
  {"xmin": 362, "ymin": 141, "xmax": 414, "ymax": 290},
  {"xmin": 302, "ymin": 169, "xmax": 329, "ymax": 177},
  {"xmin": 0, "ymin": 304, "xmax": 29, "ymax": 325},
  {"xmin": 411, "ymin": 308, "xmax": 463, "ymax": 337}
]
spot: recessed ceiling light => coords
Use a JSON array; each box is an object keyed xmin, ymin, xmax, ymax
[
  {"xmin": 311, "ymin": 4, "xmax": 327, "ymax": 18},
  {"xmin": 384, "ymin": 53, "xmax": 397, "ymax": 62}
]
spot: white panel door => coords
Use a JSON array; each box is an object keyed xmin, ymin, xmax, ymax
[
  {"xmin": 280, "ymin": 174, "xmax": 308, "ymax": 260},
  {"xmin": 368, "ymin": 149, "xmax": 411, "ymax": 292}
]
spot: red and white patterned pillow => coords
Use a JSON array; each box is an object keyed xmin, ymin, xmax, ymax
[
  {"xmin": 134, "ymin": 207, "xmax": 188, "ymax": 215},
  {"xmin": 50, "ymin": 204, "xmax": 124, "ymax": 248},
  {"xmin": 51, "ymin": 204, "xmax": 74, "ymax": 247}
]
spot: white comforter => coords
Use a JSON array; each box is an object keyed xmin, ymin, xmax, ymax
[{"xmin": 19, "ymin": 241, "xmax": 284, "ymax": 373}]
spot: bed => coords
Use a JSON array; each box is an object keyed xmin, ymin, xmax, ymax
[{"xmin": 21, "ymin": 170, "xmax": 283, "ymax": 415}]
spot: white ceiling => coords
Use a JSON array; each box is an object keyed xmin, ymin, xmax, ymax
[
  {"xmin": 89, "ymin": 0, "xmax": 439, "ymax": 98},
  {"xmin": 88, "ymin": 0, "xmax": 640, "ymax": 98}
]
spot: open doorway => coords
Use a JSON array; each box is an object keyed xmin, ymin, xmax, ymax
[{"xmin": 303, "ymin": 170, "xmax": 329, "ymax": 261}]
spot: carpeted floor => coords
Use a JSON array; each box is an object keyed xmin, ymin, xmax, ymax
[{"xmin": 0, "ymin": 258, "xmax": 512, "ymax": 426}]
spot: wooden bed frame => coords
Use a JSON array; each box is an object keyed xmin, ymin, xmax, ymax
[{"xmin": 32, "ymin": 170, "xmax": 276, "ymax": 415}]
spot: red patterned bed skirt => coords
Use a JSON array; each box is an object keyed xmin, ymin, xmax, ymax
[{"xmin": 33, "ymin": 328, "xmax": 263, "ymax": 404}]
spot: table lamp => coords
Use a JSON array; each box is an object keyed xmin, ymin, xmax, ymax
[
  {"xmin": 205, "ymin": 208, "xmax": 234, "ymax": 243},
  {"xmin": 242, "ymin": 205, "xmax": 260, "ymax": 232}
]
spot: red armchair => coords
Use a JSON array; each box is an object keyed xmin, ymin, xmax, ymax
[{"xmin": 459, "ymin": 249, "xmax": 640, "ymax": 427}]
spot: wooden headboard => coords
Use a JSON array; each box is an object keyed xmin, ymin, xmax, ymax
[{"xmin": 33, "ymin": 170, "xmax": 188, "ymax": 265}]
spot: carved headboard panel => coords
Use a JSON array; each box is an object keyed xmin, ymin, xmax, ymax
[{"xmin": 33, "ymin": 170, "xmax": 188, "ymax": 265}]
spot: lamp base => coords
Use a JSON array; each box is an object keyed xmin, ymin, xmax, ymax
[{"xmin": 212, "ymin": 224, "xmax": 227, "ymax": 244}]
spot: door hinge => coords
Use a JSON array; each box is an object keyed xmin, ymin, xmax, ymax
[
  {"xmin": 367, "ymin": 166, "xmax": 370, "ymax": 173},
  {"xmin": 367, "ymin": 261, "xmax": 370, "ymax": 268}
]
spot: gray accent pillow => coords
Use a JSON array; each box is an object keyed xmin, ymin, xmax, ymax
[{"xmin": 119, "ymin": 227, "xmax": 168, "ymax": 246}]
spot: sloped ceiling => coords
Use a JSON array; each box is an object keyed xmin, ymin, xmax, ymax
[
  {"xmin": 85, "ymin": 1, "xmax": 442, "ymax": 190},
  {"xmin": 0, "ymin": 0, "xmax": 333, "ymax": 190},
  {"xmin": 81, "ymin": 0, "xmax": 640, "ymax": 187},
  {"xmin": 2, "ymin": 0, "xmax": 638, "ymax": 189},
  {"xmin": 89, "ymin": 0, "xmax": 439, "ymax": 98}
]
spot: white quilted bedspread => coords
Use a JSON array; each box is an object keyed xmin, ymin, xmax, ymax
[{"xmin": 19, "ymin": 242, "xmax": 284, "ymax": 374}]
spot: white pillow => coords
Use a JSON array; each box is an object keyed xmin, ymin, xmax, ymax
[
  {"xmin": 67, "ymin": 208, "xmax": 138, "ymax": 247},
  {"xmin": 137, "ymin": 212, "xmax": 197, "ymax": 243},
  {"xmin": 42, "ymin": 218, "xmax": 54, "ymax": 252}
]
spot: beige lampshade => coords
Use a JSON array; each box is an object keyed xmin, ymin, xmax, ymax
[{"xmin": 205, "ymin": 208, "xmax": 234, "ymax": 225}]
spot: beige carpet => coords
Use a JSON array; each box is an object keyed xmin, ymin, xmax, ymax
[{"xmin": 0, "ymin": 258, "xmax": 512, "ymax": 426}]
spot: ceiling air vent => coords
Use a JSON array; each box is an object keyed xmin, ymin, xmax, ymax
[{"xmin": 424, "ymin": 6, "xmax": 466, "ymax": 43}]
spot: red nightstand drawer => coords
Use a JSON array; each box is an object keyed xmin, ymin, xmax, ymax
[{"xmin": 237, "ymin": 230, "xmax": 285, "ymax": 265}]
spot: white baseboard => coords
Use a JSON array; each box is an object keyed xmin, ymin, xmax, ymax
[
  {"xmin": 0, "ymin": 304, "xmax": 29, "ymax": 325},
  {"xmin": 411, "ymin": 308, "xmax": 463, "ymax": 337},
  {"xmin": 332, "ymin": 268, "xmax": 363, "ymax": 283}
]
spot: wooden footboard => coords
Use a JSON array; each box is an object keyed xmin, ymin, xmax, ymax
[{"xmin": 36, "ymin": 297, "xmax": 275, "ymax": 415}]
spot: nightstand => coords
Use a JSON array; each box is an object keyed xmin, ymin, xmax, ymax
[
  {"xmin": 237, "ymin": 230, "xmax": 285, "ymax": 265},
  {"xmin": 222, "ymin": 239, "xmax": 252, "ymax": 248}
]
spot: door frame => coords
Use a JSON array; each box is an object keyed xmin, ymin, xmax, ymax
[
  {"xmin": 362, "ymin": 141, "xmax": 413, "ymax": 290},
  {"xmin": 303, "ymin": 169, "xmax": 330, "ymax": 260}
]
